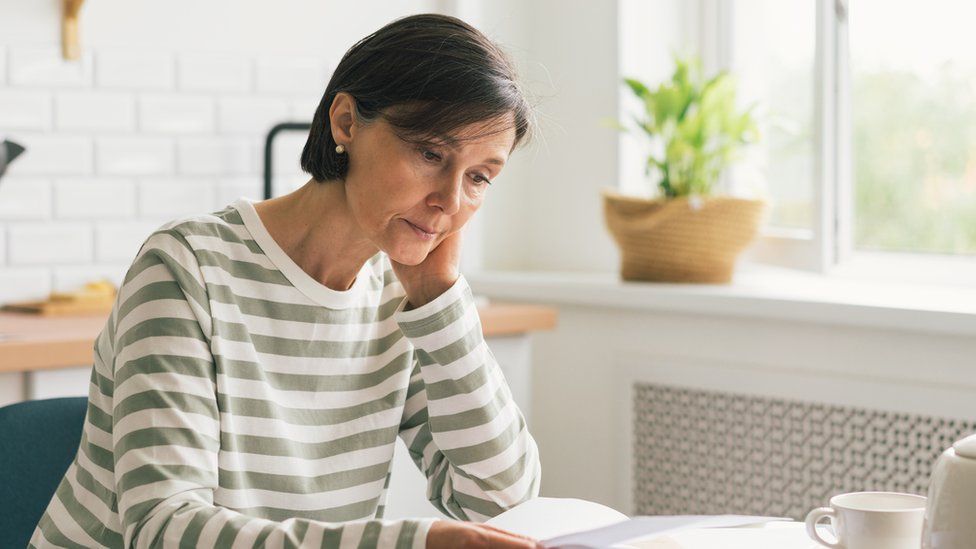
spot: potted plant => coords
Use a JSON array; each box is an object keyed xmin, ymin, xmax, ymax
[{"xmin": 603, "ymin": 56, "xmax": 765, "ymax": 283}]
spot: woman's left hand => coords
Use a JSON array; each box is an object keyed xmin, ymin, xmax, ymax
[{"xmin": 391, "ymin": 230, "xmax": 462, "ymax": 310}]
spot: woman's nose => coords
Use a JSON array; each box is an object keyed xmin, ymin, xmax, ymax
[{"xmin": 429, "ymin": 172, "xmax": 463, "ymax": 215}]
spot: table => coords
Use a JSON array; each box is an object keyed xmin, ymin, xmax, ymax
[
  {"xmin": 0, "ymin": 313, "xmax": 108, "ymax": 373},
  {"xmin": 634, "ymin": 522, "xmax": 821, "ymax": 548}
]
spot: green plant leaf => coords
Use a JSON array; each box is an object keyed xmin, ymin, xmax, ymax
[
  {"xmin": 615, "ymin": 54, "xmax": 760, "ymax": 198},
  {"xmin": 601, "ymin": 117, "xmax": 629, "ymax": 132},
  {"xmin": 623, "ymin": 77, "xmax": 650, "ymax": 99}
]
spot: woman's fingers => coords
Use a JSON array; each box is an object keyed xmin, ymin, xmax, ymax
[
  {"xmin": 476, "ymin": 523, "xmax": 541, "ymax": 544},
  {"xmin": 472, "ymin": 523, "xmax": 542, "ymax": 548},
  {"xmin": 427, "ymin": 520, "xmax": 542, "ymax": 549}
]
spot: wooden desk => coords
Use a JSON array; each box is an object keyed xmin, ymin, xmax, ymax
[
  {"xmin": 0, "ymin": 304, "xmax": 557, "ymax": 374},
  {"xmin": 0, "ymin": 313, "xmax": 109, "ymax": 373}
]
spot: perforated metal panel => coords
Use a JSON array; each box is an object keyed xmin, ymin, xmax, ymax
[{"xmin": 633, "ymin": 383, "xmax": 976, "ymax": 519}]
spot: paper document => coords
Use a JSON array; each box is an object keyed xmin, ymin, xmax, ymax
[
  {"xmin": 486, "ymin": 497, "xmax": 789, "ymax": 549},
  {"xmin": 486, "ymin": 498, "xmax": 629, "ymax": 541},
  {"xmin": 542, "ymin": 515, "xmax": 791, "ymax": 549}
]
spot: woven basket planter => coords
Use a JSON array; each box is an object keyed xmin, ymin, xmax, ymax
[{"xmin": 602, "ymin": 188, "xmax": 766, "ymax": 283}]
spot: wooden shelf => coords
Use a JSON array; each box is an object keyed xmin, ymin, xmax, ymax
[{"xmin": 474, "ymin": 303, "xmax": 558, "ymax": 337}]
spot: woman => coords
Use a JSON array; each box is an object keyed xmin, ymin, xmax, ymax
[{"xmin": 31, "ymin": 13, "xmax": 542, "ymax": 549}]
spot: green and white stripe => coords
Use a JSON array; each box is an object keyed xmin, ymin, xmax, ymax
[{"xmin": 30, "ymin": 198, "xmax": 541, "ymax": 548}]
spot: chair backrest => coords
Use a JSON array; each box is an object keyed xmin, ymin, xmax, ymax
[{"xmin": 0, "ymin": 397, "xmax": 88, "ymax": 549}]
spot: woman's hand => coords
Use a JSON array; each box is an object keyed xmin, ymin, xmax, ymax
[
  {"xmin": 427, "ymin": 520, "xmax": 542, "ymax": 549},
  {"xmin": 391, "ymin": 230, "xmax": 463, "ymax": 310}
]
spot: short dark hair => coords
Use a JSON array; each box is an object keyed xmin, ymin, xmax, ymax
[{"xmin": 301, "ymin": 13, "xmax": 534, "ymax": 182}]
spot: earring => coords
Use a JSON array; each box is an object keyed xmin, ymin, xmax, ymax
[{"xmin": 335, "ymin": 144, "xmax": 346, "ymax": 154}]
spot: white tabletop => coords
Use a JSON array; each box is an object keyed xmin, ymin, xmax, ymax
[{"xmin": 631, "ymin": 522, "xmax": 822, "ymax": 548}]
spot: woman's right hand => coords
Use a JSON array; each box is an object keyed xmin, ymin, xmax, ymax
[{"xmin": 427, "ymin": 520, "xmax": 542, "ymax": 549}]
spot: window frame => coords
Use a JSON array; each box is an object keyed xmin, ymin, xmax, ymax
[
  {"xmin": 615, "ymin": 0, "xmax": 976, "ymax": 285},
  {"xmin": 703, "ymin": 0, "xmax": 846, "ymax": 273},
  {"xmin": 707, "ymin": 0, "xmax": 976, "ymax": 285}
]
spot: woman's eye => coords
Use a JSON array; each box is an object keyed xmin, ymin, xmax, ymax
[
  {"xmin": 421, "ymin": 150, "xmax": 441, "ymax": 162},
  {"xmin": 471, "ymin": 173, "xmax": 492, "ymax": 186}
]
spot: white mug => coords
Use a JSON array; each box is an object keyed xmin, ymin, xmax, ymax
[{"xmin": 805, "ymin": 491, "xmax": 927, "ymax": 549}]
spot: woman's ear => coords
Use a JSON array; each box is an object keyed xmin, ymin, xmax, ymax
[{"xmin": 329, "ymin": 92, "xmax": 357, "ymax": 145}]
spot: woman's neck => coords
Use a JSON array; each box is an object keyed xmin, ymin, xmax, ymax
[{"xmin": 254, "ymin": 180, "xmax": 379, "ymax": 291}]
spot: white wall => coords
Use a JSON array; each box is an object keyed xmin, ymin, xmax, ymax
[
  {"xmin": 0, "ymin": 0, "xmax": 434, "ymax": 303},
  {"xmin": 474, "ymin": 0, "xmax": 697, "ymax": 273},
  {"xmin": 0, "ymin": 0, "xmax": 695, "ymax": 291},
  {"xmin": 474, "ymin": 0, "xmax": 622, "ymax": 273},
  {"xmin": 518, "ymin": 302, "xmax": 976, "ymax": 514}
]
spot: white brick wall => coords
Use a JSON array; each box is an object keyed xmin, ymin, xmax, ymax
[
  {"xmin": 177, "ymin": 137, "xmax": 254, "ymax": 175},
  {"xmin": 96, "ymin": 137, "xmax": 175, "ymax": 175},
  {"xmin": 6, "ymin": 136, "xmax": 93, "ymax": 176},
  {"xmin": 178, "ymin": 53, "xmax": 251, "ymax": 92},
  {"xmin": 272, "ymin": 132, "xmax": 308, "ymax": 175},
  {"xmin": 53, "ymin": 265, "xmax": 129, "ymax": 292},
  {"xmin": 0, "ymin": 90, "xmax": 52, "ymax": 130},
  {"xmin": 1, "ymin": 43, "xmax": 330, "ymax": 301},
  {"xmin": 95, "ymin": 221, "xmax": 160, "ymax": 263},
  {"xmin": 139, "ymin": 95, "xmax": 215, "ymax": 133},
  {"xmin": 8, "ymin": 223, "xmax": 93, "ymax": 265},
  {"xmin": 290, "ymin": 97, "xmax": 321, "ymax": 119},
  {"xmin": 0, "ymin": 268, "xmax": 51, "ymax": 303},
  {"xmin": 0, "ymin": 177, "xmax": 53, "ymax": 219},
  {"xmin": 218, "ymin": 97, "xmax": 291, "ymax": 134},
  {"xmin": 54, "ymin": 178, "xmax": 137, "ymax": 219},
  {"xmin": 255, "ymin": 56, "xmax": 328, "ymax": 94},
  {"xmin": 138, "ymin": 177, "xmax": 216, "ymax": 218},
  {"xmin": 217, "ymin": 177, "xmax": 263, "ymax": 207},
  {"xmin": 96, "ymin": 50, "xmax": 174, "ymax": 90},
  {"xmin": 9, "ymin": 46, "xmax": 93, "ymax": 87},
  {"xmin": 56, "ymin": 92, "xmax": 135, "ymax": 131}
]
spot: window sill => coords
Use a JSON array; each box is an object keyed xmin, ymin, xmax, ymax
[{"xmin": 467, "ymin": 263, "xmax": 976, "ymax": 337}]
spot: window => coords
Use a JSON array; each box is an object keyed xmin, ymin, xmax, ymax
[
  {"xmin": 849, "ymin": 0, "xmax": 976, "ymax": 256},
  {"xmin": 713, "ymin": 0, "xmax": 976, "ymax": 279},
  {"xmin": 729, "ymin": 0, "xmax": 816, "ymax": 232}
]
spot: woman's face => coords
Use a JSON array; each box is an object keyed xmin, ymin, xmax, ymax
[{"xmin": 343, "ymin": 113, "xmax": 516, "ymax": 265}]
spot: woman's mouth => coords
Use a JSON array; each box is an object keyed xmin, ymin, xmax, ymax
[{"xmin": 403, "ymin": 219, "xmax": 436, "ymax": 241}]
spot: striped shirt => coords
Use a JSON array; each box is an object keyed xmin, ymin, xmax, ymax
[{"xmin": 30, "ymin": 198, "xmax": 541, "ymax": 548}]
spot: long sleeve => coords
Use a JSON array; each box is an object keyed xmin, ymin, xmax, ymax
[
  {"xmin": 111, "ymin": 229, "xmax": 433, "ymax": 549},
  {"xmin": 394, "ymin": 275, "xmax": 542, "ymax": 522}
]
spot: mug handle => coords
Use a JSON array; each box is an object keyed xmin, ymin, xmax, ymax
[{"xmin": 805, "ymin": 507, "xmax": 844, "ymax": 548}]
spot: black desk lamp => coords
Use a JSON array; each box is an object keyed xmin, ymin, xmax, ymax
[
  {"xmin": 0, "ymin": 138, "xmax": 27, "ymax": 183},
  {"xmin": 263, "ymin": 122, "xmax": 311, "ymax": 199}
]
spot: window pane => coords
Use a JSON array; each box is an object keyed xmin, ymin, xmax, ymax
[
  {"xmin": 730, "ymin": 0, "xmax": 816, "ymax": 230},
  {"xmin": 851, "ymin": 0, "xmax": 976, "ymax": 255}
]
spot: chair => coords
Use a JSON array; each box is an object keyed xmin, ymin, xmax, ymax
[{"xmin": 0, "ymin": 397, "xmax": 88, "ymax": 549}]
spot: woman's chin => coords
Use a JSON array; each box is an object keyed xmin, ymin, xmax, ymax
[{"xmin": 386, "ymin": 243, "xmax": 430, "ymax": 265}]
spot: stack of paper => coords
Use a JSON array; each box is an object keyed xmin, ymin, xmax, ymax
[{"xmin": 485, "ymin": 497, "xmax": 791, "ymax": 549}]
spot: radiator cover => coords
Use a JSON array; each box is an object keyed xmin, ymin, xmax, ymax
[{"xmin": 633, "ymin": 383, "xmax": 976, "ymax": 519}]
